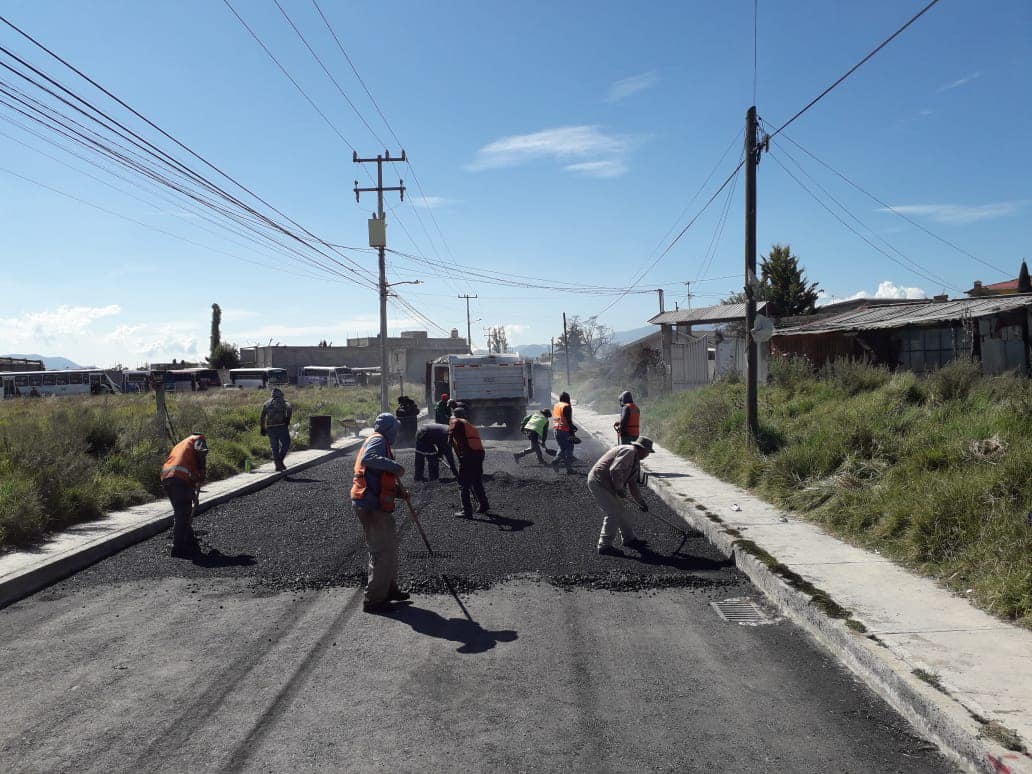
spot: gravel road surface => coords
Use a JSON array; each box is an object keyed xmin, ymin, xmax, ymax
[{"xmin": 0, "ymin": 429, "xmax": 954, "ymax": 773}]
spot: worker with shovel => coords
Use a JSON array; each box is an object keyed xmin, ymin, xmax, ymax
[
  {"xmin": 514, "ymin": 408, "xmax": 555, "ymax": 465},
  {"xmin": 160, "ymin": 433, "xmax": 208, "ymax": 558},
  {"xmin": 613, "ymin": 390, "xmax": 641, "ymax": 444},
  {"xmin": 449, "ymin": 406, "xmax": 490, "ymax": 517},
  {"xmin": 589, "ymin": 436, "xmax": 654, "ymax": 556},
  {"xmin": 350, "ymin": 413, "xmax": 412, "ymax": 613}
]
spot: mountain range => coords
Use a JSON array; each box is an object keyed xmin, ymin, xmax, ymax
[
  {"xmin": 511, "ymin": 325, "xmax": 655, "ymax": 359},
  {"xmin": 2, "ymin": 353, "xmax": 85, "ymax": 370}
]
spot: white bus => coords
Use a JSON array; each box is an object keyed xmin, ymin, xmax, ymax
[
  {"xmin": 299, "ymin": 365, "xmax": 357, "ymax": 387},
  {"xmin": 229, "ymin": 367, "xmax": 289, "ymax": 389},
  {"xmin": 122, "ymin": 370, "xmax": 152, "ymax": 393},
  {"xmin": 1, "ymin": 369, "xmax": 121, "ymax": 399}
]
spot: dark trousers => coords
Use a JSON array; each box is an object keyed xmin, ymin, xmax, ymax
[
  {"xmin": 268, "ymin": 425, "xmax": 290, "ymax": 467},
  {"xmin": 515, "ymin": 431, "xmax": 546, "ymax": 463},
  {"xmin": 458, "ymin": 452, "xmax": 488, "ymax": 516},
  {"xmin": 162, "ymin": 477, "xmax": 196, "ymax": 552},
  {"xmin": 398, "ymin": 417, "xmax": 418, "ymax": 447},
  {"xmin": 415, "ymin": 443, "xmax": 456, "ymax": 481}
]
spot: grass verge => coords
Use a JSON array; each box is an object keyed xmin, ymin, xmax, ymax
[{"xmin": 0, "ymin": 386, "xmax": 391, "ymax": 550}]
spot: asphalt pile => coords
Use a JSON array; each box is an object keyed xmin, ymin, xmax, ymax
[{"xmin": 42, "ymin": 436, "xmax": 745, "ymax": 598}]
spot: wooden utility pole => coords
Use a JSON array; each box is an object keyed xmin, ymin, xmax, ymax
[
  {"xmin": 562, "ymin": 312, "xmax": 572, "ymax": 386},
  {"xmin": 354, "ymin": 149, "xmax": 406, "ymax": 412},
  {"xmin": 744, "ymin": 106, "xmax": 759, "ymax": 441},
  {"xmin": 458, "ymin": 294, "xmax": 477, "ymax": 354}
]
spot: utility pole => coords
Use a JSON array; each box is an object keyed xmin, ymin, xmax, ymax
[
  {"xmin": 562, "ymin": 312, "xmax": 571, "ymax": 386},
  {"xmin": 744, "ymin": 106, "xmax": 759, "ymax": 441},
  {"xmin": 354, "ymin": 149, "xmax": 406, "ymax": 412},
  {"xmin": 458, "ymin": 294, "xmax": 477, "ymax": 354},
  {"xmin": 656, "ymin": 288, "xmax": 665, "ymax": 313},
  {"xmin": 550, "ymin": 337, "xmax": 554, "ymax": 364}
]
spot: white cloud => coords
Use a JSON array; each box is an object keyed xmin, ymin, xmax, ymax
[
  {"xmin": 469, "ymin": 125, "xmax": 634, "ymax": 177},
  {"xmin": 844, "ymin": 281, "xmax": 927, "ymax": 301},
  {"xmin": 878, "ymin": 200, "xmax": 1027, "ymax": 224},
  {"xmin": 937, "ymin": 71, "xmax": 981, "ymax": 92},
  {"xmin": 563, "ymin": 160, "xmax": 627, "ymax": 178},
  {"xmin": 410, "ymin": 196, "xmax": 457, "ymax": 209},
  {"xmin": 0, "ymin": 304, "xmax": 121, "ymax": 347},
  {"xmin": 605, "ymin": 71, "xmax": 658, "ymax": 103}
]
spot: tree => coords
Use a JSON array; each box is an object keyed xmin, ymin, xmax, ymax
[
  {"xmin": 487, "ymin": 326, "xmax": 509, "ymax": 353},
  {"xmin": 209, "ymin": 342, "xmax": 241, "ymax": 369},
  {"xmin": 210, "ymin": 303, "xmax": 222, "ymax": 360},
  {"xmin": 1018, "ymin": 260, "xmax": 1031, "ymax": 293},
  {"xmin": 760, "ymin": 244, "xmax": 819, "ymax": 315}
]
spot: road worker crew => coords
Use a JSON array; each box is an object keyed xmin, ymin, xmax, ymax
[
  {"xmin": 395, "ymin": 395, "xmax": 420, "ymax": 447},
  {"xmin": 589, "ymin": 436, "xmax": 654, "ymax": 556},
  {"xmin": 434, "ymin": 393, "xmax": 452, "ymax": 424},
  {"xmin": 160, "ymin": 433, "xmax": 208, "ymax": 558},
  {"xmin": 351, "ymin": 413, "xmax": 411, "ymax": 613},
  {"xmin": 551, "ymin": 391, "xmax": 578, "ymax": 473},
  {"xmin": 514, "ymin": 409, "xmax": 555, "ymax": 465},
  {"xmin": 613, "ymin": 390, "xmax": 641, "ymax": 444},
  {"xmin": 448, "ymin": 407, "xmax": 490, "ymax": 518}
]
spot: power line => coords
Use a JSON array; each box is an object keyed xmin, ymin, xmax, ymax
[
  {"xmin": 776, "ymin": 131, "xmax": 1008, "ymax": 276},
  {"xmin": 767, "ymin": 149, "xmax": 961, "ymax": 291},
  {"xmin": 768, "ymin": 0, "xmax": 943, "ymax": 139}
]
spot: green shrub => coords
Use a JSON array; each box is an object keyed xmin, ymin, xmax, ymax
[
  {"xmin": 820, "ymin": 358, "xmax": 890, "ymax": 396},
  {"xmin": 926, "ymin": 358, "xmax": 981, "ymax": 402},
  {"xmin": 0, "ymin": 474, "xmax": 46, "ymax": 545}
]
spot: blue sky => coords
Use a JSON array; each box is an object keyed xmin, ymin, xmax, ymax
[{"xmin": 0, "ymin": 0, "xmax": 1029, "ymax": 366}]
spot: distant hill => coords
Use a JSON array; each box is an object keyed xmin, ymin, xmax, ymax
[
  {"xmin": 2, "ymin": 353, "xmax": 83, "ymax": 370},
  {"xmin": 511, "ymin": 324, "xmax": 657, "ymax": 360}
]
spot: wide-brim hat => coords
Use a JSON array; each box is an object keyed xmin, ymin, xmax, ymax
[{"xmin": 631, "ymin": 436, "xmax": 654, "ymax": 454}]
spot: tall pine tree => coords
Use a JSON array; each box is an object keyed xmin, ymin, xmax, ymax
[{"xmin": 760, "ymin": 244, "xmax": 820, "ymax": 315}]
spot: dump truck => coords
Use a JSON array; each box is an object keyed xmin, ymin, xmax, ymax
[{"xmin": 426, "ymin": 353, "xmax": 541, "ymax": 432}]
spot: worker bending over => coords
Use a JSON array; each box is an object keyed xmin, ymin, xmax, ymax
[
  {"xmin": 551, "ymin": 391, "xmax": 578, "ymax": 473},
  {"xmin": 514, "ymin": 409, "xmax": 555, "ymax": 465},
  {"xmin": 449, "ymin": 407, "xmax": 490, "ymax": 517},
  {"xmin": 613, "ymin": 390, "xmax": 641, "ymax": 444},
  {"xmin": 414, "ymin": 422, "xmax": 459, "ymax": 482},
  {"xmin": 260, "ymin": 388, "xmax": 292, "ymax": 472},
  {"xmin": 351, "ymin": 413, "xmax": 411, "ymax": 613},
  {"xmin": 161, "ymin": 433, "xmax": 208, "ymax": 558},
  {"xmin": 588, "ymin": 436, "xmax": 654, "ymax": 556}
]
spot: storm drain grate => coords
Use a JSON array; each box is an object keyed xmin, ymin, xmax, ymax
[{"xmin": 711, "ymin": 597, "xmax": 774, "ymax": 626}]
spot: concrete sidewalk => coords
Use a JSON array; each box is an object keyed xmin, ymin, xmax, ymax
[
  {"xmin": 573, "ymin": 401, "xmax": 1031, "ymax": 774},
  {"xmin": 0, "ymin": 433, "xmax": 367, "ymax": 610}
]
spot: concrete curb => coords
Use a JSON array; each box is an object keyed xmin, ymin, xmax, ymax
[
  {"xmin": 576, "ymin": 416, "xmax": 1026, "ymax": 774},
  {"xmin": 0, "ymin": 436, "xmax": 364, "ymax": 610}
]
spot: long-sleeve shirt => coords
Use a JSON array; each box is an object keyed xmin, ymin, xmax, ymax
[
  {"xmin": 588, "ymin": 445, "xmax": 644, "ymax": 503},
  {"xmin": 434, "ymin": 400, "xmax": 451, "ymax": 424},
  {"xmin": 556, "ymin": 403, "xmax": 577, "ymax": 433},
  {"xmin": 260, "ymin": 398, "xmax": 292, "ymax": 429},
  {"xmin": 352, "ymin": 432, "xmax": 405, "ymax": 510},
  {"xmin": 448, "ymin": 418, "xmax": 484, "ymax": 460}
]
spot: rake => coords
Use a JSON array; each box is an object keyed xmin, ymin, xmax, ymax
[{"xmin": 398, "ymin": 488, "xmax": 473, "ymax": 622}]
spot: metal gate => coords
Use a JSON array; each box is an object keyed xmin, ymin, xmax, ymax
[{"xmin": 670, "ymin": 333, "xmax": 711, "ymax": 392}]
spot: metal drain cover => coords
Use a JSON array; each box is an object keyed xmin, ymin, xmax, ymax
[{"xmin": 711, "ymin": 597, "xmax": 774, "ymax": 626}]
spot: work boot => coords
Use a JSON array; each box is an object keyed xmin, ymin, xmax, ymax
[
  {"xmin": 476, "ymin": 503, "xmax": 490, "ymax": 515},
  {"xmin": 388, "ymin": 587, "xmax": 411, "ymax": 602},
  {"xmin": 362, "ymin": 600, "xmax": 391, "ymax": 614},
  {"xmin": 454, "ymin": 510, "xmax": 472, "ymax": 518}
]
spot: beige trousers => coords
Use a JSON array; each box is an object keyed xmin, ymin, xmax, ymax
[
  {"xmin": 588, "ymin": 477, "xmax": 638, "ymax": 548},
  {"xmin": 355, "ymin": 507, "xmax": 399, "ymax": 604}
]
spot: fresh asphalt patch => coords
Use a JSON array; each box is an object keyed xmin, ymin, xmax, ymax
[{"xmin": 39, "ymin": 432, "xmax": 742, "ymax": 599}]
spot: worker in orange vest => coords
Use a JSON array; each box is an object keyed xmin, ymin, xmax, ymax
[
  {"xmin": 551, "ymin": 391, "xmax": 578, "ymax": 473},
  {"xmin": 613, "ymin": 390, "xmax": 641, "ymax": 444},
  {"xmin": 449, "ymin": 407, "xmax": 489, "ymax": 518},
  {"xmin": 160, "ymin": 433, "xmax": 209, "ymax": 557},
  {"xmin": 350, "ymin": 413, "xmax": 411, "ymax": 613}
]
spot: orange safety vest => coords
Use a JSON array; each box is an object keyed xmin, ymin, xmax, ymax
[
  {"xmin": 161, "ymin": 435, "xmax": 206, "ymax": 485},
  {"xmin": 350, "ymin": 432, "xmax": 399, "ymax": 512},
  {"xmin": 449, "ymin": 417, "xmax": 484, "ymax": 454},
  {"xmin": 552, "ymin": 401, "xmax": 572, "ymax": 432},
  {"xmin": 620, "ymin": 403, "xmax": 640, "ymax": 438}
]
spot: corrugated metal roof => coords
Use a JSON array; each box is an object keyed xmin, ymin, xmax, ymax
[
  {"xmin": 775, "ymin": 296, "xmax": 1032, "ymax": 337},
  {"xmin": 649, "ymin": 301, "xmax": 768, "ymax": 326}
]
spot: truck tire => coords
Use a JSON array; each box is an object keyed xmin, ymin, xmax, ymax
[{"xmin": 507, "ymin": 409, "xmax": 524, "ymax": 438}]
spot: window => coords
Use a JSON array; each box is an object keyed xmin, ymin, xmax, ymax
[
  {"xmin": 43, "ymin": 374, "xmax": 56, "ymax": 386},
  {"xmin": 14, "ymin": 375, "xmax": 28, "ymax": 387},
  {"xmin": 29, "ymin": 374, "xmax": 42, "ymax": 387},
  {"xmin": 55, "ymin": 373, "xmax": 69, "ymax": 385}
]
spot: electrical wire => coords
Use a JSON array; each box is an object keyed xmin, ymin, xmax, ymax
[
  {"xmin": 768, "ymin": 0, "xmax": 943, "ymax": 139},
  {"xmin": 776, "ymin": 130, "xmax": 1007, "ymax": 276}
]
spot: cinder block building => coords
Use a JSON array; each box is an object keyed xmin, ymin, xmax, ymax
[{"xmin": 239, "ymin": 329, "xmax": 467, "ymax": 384}]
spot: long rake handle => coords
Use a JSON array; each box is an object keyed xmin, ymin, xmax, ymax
[{"xmin": 401, "ymin": 495, "xmax": 434, "ymax": 556}]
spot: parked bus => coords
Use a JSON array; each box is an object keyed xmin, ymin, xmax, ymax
[
  {"xmin": 1, "ymin": 369, "xmax": 120, "ymax": 399},
  {"xmin": 122, "ymin": 370, "xmax": 152, "ymax": 393},
  {"xmin": 157, "ymin": 368, "xmax": 222, "ymax": 392},
  {"xmin": 229, "ymin": 367, "xmax": 289, "ymax": 389},
  {"xmin": 299, "ymin": 365, "xmax": 357, "ymax": 387}
]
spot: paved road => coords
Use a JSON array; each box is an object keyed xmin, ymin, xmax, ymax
[{"xmin": 0, "ymin": 430, "xmax": 954, "ymax": 773}]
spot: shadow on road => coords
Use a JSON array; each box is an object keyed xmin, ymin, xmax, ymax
[
  {"xmin": 282, "ymin": 476, "xmax": 320, "ymax": 484},
  {"xmin": 190, "ymin": 549, "xmax": 256, "ymax": 568},
  {"xmin": 464, "ymin": 512, "xmax": 535, "ymax": 532},
  {"xmin": 630, "ymin": 546, "xmax": 733, "ymax": 572},
  {"xmin": 385, "ymin": 604, "xmax": 518, "ymax": 654}
]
